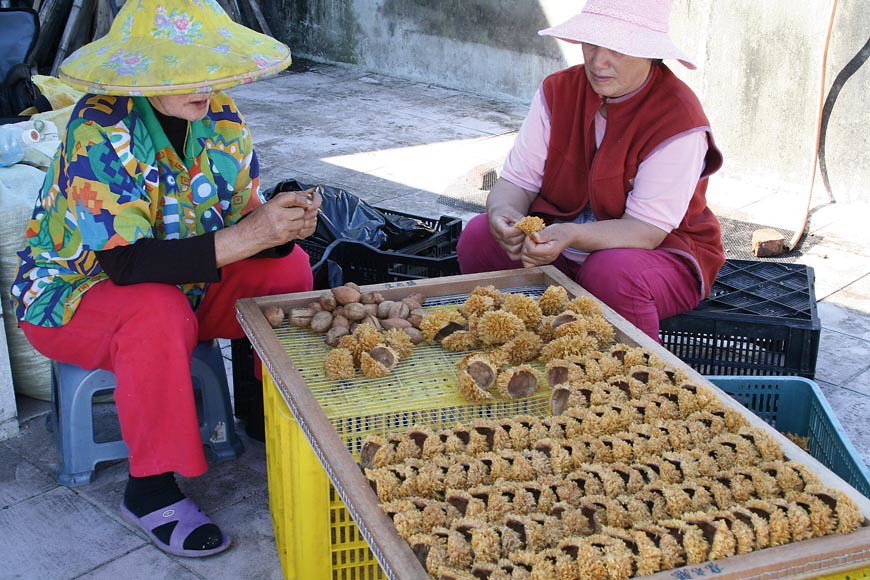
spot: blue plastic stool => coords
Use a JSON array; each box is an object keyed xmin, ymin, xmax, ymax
[{"xmin": 48, "ymin": 340, "xmax": 244, "ymax": 487}]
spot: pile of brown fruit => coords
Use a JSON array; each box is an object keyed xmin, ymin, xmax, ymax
[{"xmin": 262, "ymin": 282, "xmax": 429, "ymax": 380}]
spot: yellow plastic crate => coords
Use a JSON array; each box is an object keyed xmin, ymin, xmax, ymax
[
  {"xmin": 261, "ymin": 294, "xmax": 555, "ymax": 579},
  {"xmin": 264, "ymin": 371, "xmax": 384, "ymax": 579},
  {"xmin": 813, "ymin": 567, "xmax": 870, "ymax": 579}
]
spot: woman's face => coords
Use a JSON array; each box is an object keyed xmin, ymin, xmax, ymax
[
  {"xmin": 581, "ymin": 44, "xmax": 652, "ymax": 99},
  {"xmin": 148, "ymin": 92, "xmax": 213, "ymax": 121}
]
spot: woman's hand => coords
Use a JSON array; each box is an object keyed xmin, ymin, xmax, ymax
[
  {"xmin": 488, "ymin": 207, "xmax": 527, "ymax": 261},
  {"xmin": 518, "ymin": 216, "xmax": 669, "ymax": 269},
  {"xmin": 250, "ymin": 188, "xmax": 322, "ymax": 245},
  {"xmin": 485, "ymin": 177, "xmax": 537, "ymax": 261},
  {"xmin": 214, "ymin": 187, "xmax": 322, "ymax": 267},
  {"xmin": 520, "ymin": 223, "xmax": 570, "ymax": 267},
  {"xmin": 293, "ymin": 188, "xmax": 322, "ymax": 240}
]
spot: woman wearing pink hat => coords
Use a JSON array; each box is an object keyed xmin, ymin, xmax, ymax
[
  {"xmin": 457, "ymin": 0, "xmax": 724, "ymax": 341},
  {"xmin": 10, "ymin": 0, "xmax": 318, "ymax": 557}
]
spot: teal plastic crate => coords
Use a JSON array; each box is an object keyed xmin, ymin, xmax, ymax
[{"xmin": 707, "ymin": 375, "xmax": 870, "ymax": 499}]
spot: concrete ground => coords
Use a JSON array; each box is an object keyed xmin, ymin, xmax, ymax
[{"xmin": 2, "ymin": 60, "xmax": 868, "ymax": 579}]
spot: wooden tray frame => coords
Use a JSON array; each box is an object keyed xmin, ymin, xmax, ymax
[{"xmin": 236, "ymin": 266, "xmax": 870, "ymax": 580}]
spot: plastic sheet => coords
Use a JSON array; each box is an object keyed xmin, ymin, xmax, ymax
[
  {"xmin": 264, "ymin": 179, "xmax": 437, "ymax": 251},
  {"xmin": 0, "ymin": 163, "xmax": 52, "ymax": 400}
]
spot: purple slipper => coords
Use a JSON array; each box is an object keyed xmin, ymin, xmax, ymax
[{"xmin": 121, "ymin": 498, "xmax": 231, "ymax": 558}]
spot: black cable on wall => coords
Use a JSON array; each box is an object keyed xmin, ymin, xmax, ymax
[{"xmin": 818, "ymin": 35, "xmax": 870, "ymax": 203}]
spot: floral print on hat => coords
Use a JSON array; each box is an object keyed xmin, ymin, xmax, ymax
[{"xmin": 60, "ymin": 0, "xmax": 291, "ymax": 96}]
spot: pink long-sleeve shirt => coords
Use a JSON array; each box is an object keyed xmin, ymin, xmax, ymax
[{"xmin": 501, "ymin": 81, "xmax": 709, "ymax": 262}]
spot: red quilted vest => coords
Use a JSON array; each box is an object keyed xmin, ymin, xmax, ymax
[{"xmin": 529, "ymin": 64, "xmax": 725, "ymax": 298}]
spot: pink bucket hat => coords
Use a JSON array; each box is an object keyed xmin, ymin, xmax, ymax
[{"xmin": 538, "ymin": 0, "xmax": 696, "ymax": 70}]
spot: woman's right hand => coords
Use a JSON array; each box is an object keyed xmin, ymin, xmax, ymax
[
  {"xmin": 488, "ymin": 207, "xmax": 527, "ymax": 261},
  {"xmin": 484, "ymin": 177, "xmax": 537, "ymax": 262}
]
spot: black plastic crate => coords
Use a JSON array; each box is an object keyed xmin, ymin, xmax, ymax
[
  {"xmin": 297, "ymin": 238, "xmax": 331, "ymax": 267},
  {"xmin": 315, "ymin": 240, "xmax": 460, "ymax": 287},
  {"xmin": 385, "ymin": 209, "xmax": 461, "ymax": 259},
  {"xmin": 659, "ymin": 260, "xmax": 820, "ymax": 378}
]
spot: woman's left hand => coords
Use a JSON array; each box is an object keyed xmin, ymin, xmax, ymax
[
  {"xmin": 267, "ymin": 187, "xmax": 323, "ymax": 240},
  {"xmin": 296, "ymin": 187, "xmax": 322, "ymax": 240},
  {"xmin": 520, "ymin": 223, "xmax": 569, "ymax": 267},
  {"xmin": 214, "ymin": 187, "xmax": 322, "ymax": 267}
]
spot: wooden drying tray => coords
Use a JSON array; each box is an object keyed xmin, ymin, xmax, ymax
[{"xmin": 236, "ymin": 265, "xmax": 870, "ymax": 580}]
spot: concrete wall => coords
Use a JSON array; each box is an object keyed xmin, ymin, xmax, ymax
[{"xmin": 264, "ymin": 0, "xmax": 869, "ymax": 205}]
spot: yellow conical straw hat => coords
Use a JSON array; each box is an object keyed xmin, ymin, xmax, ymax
[{"xmin": 60, "ymin": 0, "xmax": 292, "ymax": 96}]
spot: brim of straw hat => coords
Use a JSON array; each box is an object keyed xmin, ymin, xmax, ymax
[
  {"xmin": 59, "ymin": 3, "xmax": 292, "ymax": 96},
  {"xmin": 539, "ymin": 12, "xmax": 696, "ymax": 70}
]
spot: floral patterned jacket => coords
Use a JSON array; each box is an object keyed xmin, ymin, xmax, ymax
[{"xmin": 10, "ymin": 91, "xmax": 263, "ymax": 327}]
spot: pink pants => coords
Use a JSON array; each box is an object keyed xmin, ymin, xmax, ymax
[
  {"xmin": 456, "ymin": 214, "xmax": 701, "ymax": 340},
  {"xmin": 22, "ymin": 246, "xmax": 313, "ymax": 478}
]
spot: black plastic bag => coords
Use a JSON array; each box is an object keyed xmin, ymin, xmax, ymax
[{"xmin": 264, "ymin": 179, "xmax": 437, "ymax": 250}]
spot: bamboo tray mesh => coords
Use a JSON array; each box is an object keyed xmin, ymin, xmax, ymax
[{"xmin": 271, "ymin": 286, "xmax": 552, "ymax": 458}]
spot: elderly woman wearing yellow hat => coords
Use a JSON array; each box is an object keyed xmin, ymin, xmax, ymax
[
  {"xmin": 10, "ymin": 0, "xmax": 317, "ymax": 557},
  {"xmin": 457, "ymin": 0, "xmax": 725, "ymax": 342}
]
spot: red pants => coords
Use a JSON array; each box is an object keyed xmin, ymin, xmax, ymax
[
  {"xmin": 22, "ymin": 246, "xmax": 313, "ymax": 478},
  {"xmin": 456, "ymin": 214, "xmax": 701, "ymax": 340}
]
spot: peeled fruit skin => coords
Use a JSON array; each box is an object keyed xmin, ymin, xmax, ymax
[
  {"xmin": 369, "ymin": 345, "xmax": 398, "ymax": 371},
  {"xmin": 406, "ymin": 292, "xmax": 426, "ymax": 306},
  {"xmin": 325, "ymin": 326, "xmax": 349, "ymax": 346},
  {"xmin": 344, "ymin": 302, "xmax": 368, "ymax": 321},
  {"xmin": 434, "ymin": 321, "xmax": 465, "ymax": 343},
  {"xmin": 360, "ymin": 291, "xmax": 385, "ymax": 305},
  {"xmin": 382, "ymin": 318, "xmax": 412, "ymax": 330},
  {"xmin": 497, "ymin": 365, "xmax": 540, "ymax": 399},
  {"xmin": 263, "ymin": 305, "xmax": 285, "ymax": 328},
  {"xmin": 377, "ymin": 301, "xmax": 396, "ymax": 319},
  {"xmin": 552, "ymin": 312, "xmax": 578, "ymax": 328},
  {"xmin": 360, "ymin": 352, "xmax": 390, "ymax": 378},
  {"xmin": 319, "ymin": 291, "xmax": 337, "ymax": 311},
  {"xmin": 364, "ymin": 314, "xmax": 383, "ymax": 331},
  {"xmin": 332, "ymin": 286, "xmax": 362, "ymax": 306},
  {"xmin": 289, "ymin": 307, "xmax": 316, "ymax": 327},
  {"xmin": 389, "ymin": 302, "xmax": 411, "ymax": 320},
  {"xmin": 457, "ymin": 371, "xmax": 492, "ymax": 402},
  {"xmin": 403, "ymin": 327, "xmax": 424, "ymax": 344},
  {"xmin": 467, "ymin": 359, "xmax": 496, "ymax": 390},
  {"xmin": 310, "ymin": 311, "xmax": 334, "ymax": 333},
  {"xmin": 551, "ymin": 387, "xmax": 571, "ymax": 415},
  {"xmin": 407, "ymin": 309, "xmax": 425, "ymax": 328},
  {"xmin": 324, "ymin": 348, "xmax": 355, "ymax": 379}
]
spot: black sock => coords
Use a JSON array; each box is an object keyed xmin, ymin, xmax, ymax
[
  {"xmin": 124, "ymin": 472, "xmax": 183, "ymax": 516},
  {"xmin": 124, "ymin": 473, "xmax": 223, "ymax": 551}
]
